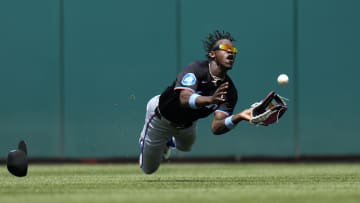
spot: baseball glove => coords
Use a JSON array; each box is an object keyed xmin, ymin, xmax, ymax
[{"xmin": 249, "ymin": 91, "xmax": 288, "ymax": 126}]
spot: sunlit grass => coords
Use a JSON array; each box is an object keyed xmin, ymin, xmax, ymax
[{"xmin": 1, "ymin": 163, "xmax": 360, "ymax": 203}]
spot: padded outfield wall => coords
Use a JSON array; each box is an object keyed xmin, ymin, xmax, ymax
[{"xmin": 0, "ymin": 0, "xmax": 359, "ymax": 159}]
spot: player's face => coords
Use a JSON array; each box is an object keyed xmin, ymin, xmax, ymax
[{"xmin": 211, "ymin": 39, "xmax": 237, "ymax": 69}]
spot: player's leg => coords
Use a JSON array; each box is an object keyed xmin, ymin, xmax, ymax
[
  {"xmin": 173, "ymin": 122, "xmax": 197, "ymax": 152},
  {"xmin": 140, "ymin": 120, "xmax": 171, "ymax": 174},
  {"xmin": 163, "ymin": 136, "xmax": 176, "ymax": 160},
  {"xmin": 139, "ymin": 95, "xmax": 160, "ymax": 143},
  {"xmin": 139, "ymin": 95, "xmax": 172, "ymax": 174}
]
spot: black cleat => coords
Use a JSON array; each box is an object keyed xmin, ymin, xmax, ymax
[
  {"xmin": 18, "ymin": 140, "xmax": 27, "ymax": 155},
  {"xmin": 7, "ymin": 140, "xmax": 28, "ymax": 177}
]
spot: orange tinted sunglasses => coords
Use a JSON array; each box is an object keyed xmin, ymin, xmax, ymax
[{"xmin": 213, "ymin": 44, "xmax": 238, "ymax": 53}]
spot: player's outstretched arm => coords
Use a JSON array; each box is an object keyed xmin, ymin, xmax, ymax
[{"xmin": 211, "ymin": 109, "xmax": 252, "ymax": 135}]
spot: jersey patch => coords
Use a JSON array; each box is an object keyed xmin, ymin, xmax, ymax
[{"xmin": 181, "ymin": 73, "xmax": 196, "ymax": 86}]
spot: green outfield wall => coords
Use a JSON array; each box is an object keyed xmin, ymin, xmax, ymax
[{"xmin": 1, "ymin": 0, "xmax": 359, "ymax": 159}]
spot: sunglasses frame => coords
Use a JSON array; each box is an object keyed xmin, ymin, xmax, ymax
[{"xmin": 212, "ymin": 44, "xmax": 237, "ymax": 53}]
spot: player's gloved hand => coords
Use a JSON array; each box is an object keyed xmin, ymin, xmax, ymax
[{"xmin": 249, "ymin": 91, "xmax": 288, "ymax": 126}]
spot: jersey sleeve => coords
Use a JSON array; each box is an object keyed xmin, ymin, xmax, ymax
[
  {"xmin": 174, "ymin": 62, "xmax": 200, "ymax": 93},
  {"xmin": 216, "ymin": 102, "xmax": 235, "ymax": 116}
]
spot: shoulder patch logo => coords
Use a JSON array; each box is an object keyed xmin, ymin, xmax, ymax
[{"xmin": 181, "ymin": 73, "xmax": 196, "ymax": 86}]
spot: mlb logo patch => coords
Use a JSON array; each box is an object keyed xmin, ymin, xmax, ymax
[{"xmin": 181, "ymin": 73, "xmax": 196, "ymax": 86}]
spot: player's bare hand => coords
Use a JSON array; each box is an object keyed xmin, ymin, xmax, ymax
[
  {"xmin": 238, "ymin": 108, "xmax": 252, "ymax": 121},
  {"xmin": 211, "ymin": 82, "xmax": 229, "ymax": 103}
]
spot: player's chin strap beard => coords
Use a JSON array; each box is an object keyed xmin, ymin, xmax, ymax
[{"xmin": 209, "ymin": 63, "xmax": 225, "ymax": 86}]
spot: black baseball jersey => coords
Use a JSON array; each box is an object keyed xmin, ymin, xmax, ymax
[{"xmin": 158, "ymin": 60, "xmax": 238, "ymax": 125}]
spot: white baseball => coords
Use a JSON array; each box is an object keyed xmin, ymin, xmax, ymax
[{"xmin": 277, "ymin": 74, "xmax": 289, "ymax": 86}]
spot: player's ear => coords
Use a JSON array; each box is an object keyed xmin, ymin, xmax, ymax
[{"xmin": 208, "ymin": 51, "xmax": 215, "ymax": 59}]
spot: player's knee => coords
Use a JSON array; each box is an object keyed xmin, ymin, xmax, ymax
[
  {"xmin": 141, "ymin": 166, "xmax": 159, "ymax": 175},
  {"xmin": 175, "ymin": 141, "xmax": 194, "ymax": 151},
  {"xmin": 140, "ymin": 159, "xmax": 160, "ymax": 174}
]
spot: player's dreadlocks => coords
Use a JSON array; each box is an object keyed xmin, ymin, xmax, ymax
[{"xmin": 203, "ymin": 30, "xmax": 236, "ymax": 58}]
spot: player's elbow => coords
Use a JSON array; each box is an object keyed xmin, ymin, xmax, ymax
[
  {"xmin": 179, "ymin": 90, "xmax": 194, "ymax": 108},
  {"xmin": 211, "ymin": 120, "xmax": 228, "ymax": 135},
  {"xmin": 211, "ymin": 126, "xmax": 227, "ymax": 135},
  {"xmin": 212, "ymin": 130, "xmax": 223, "ymax": 135}
]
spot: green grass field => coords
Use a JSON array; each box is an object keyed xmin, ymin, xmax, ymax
[{"xmin": 1, "ymin": 163, "xmax": 360, "ymax": 203}]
